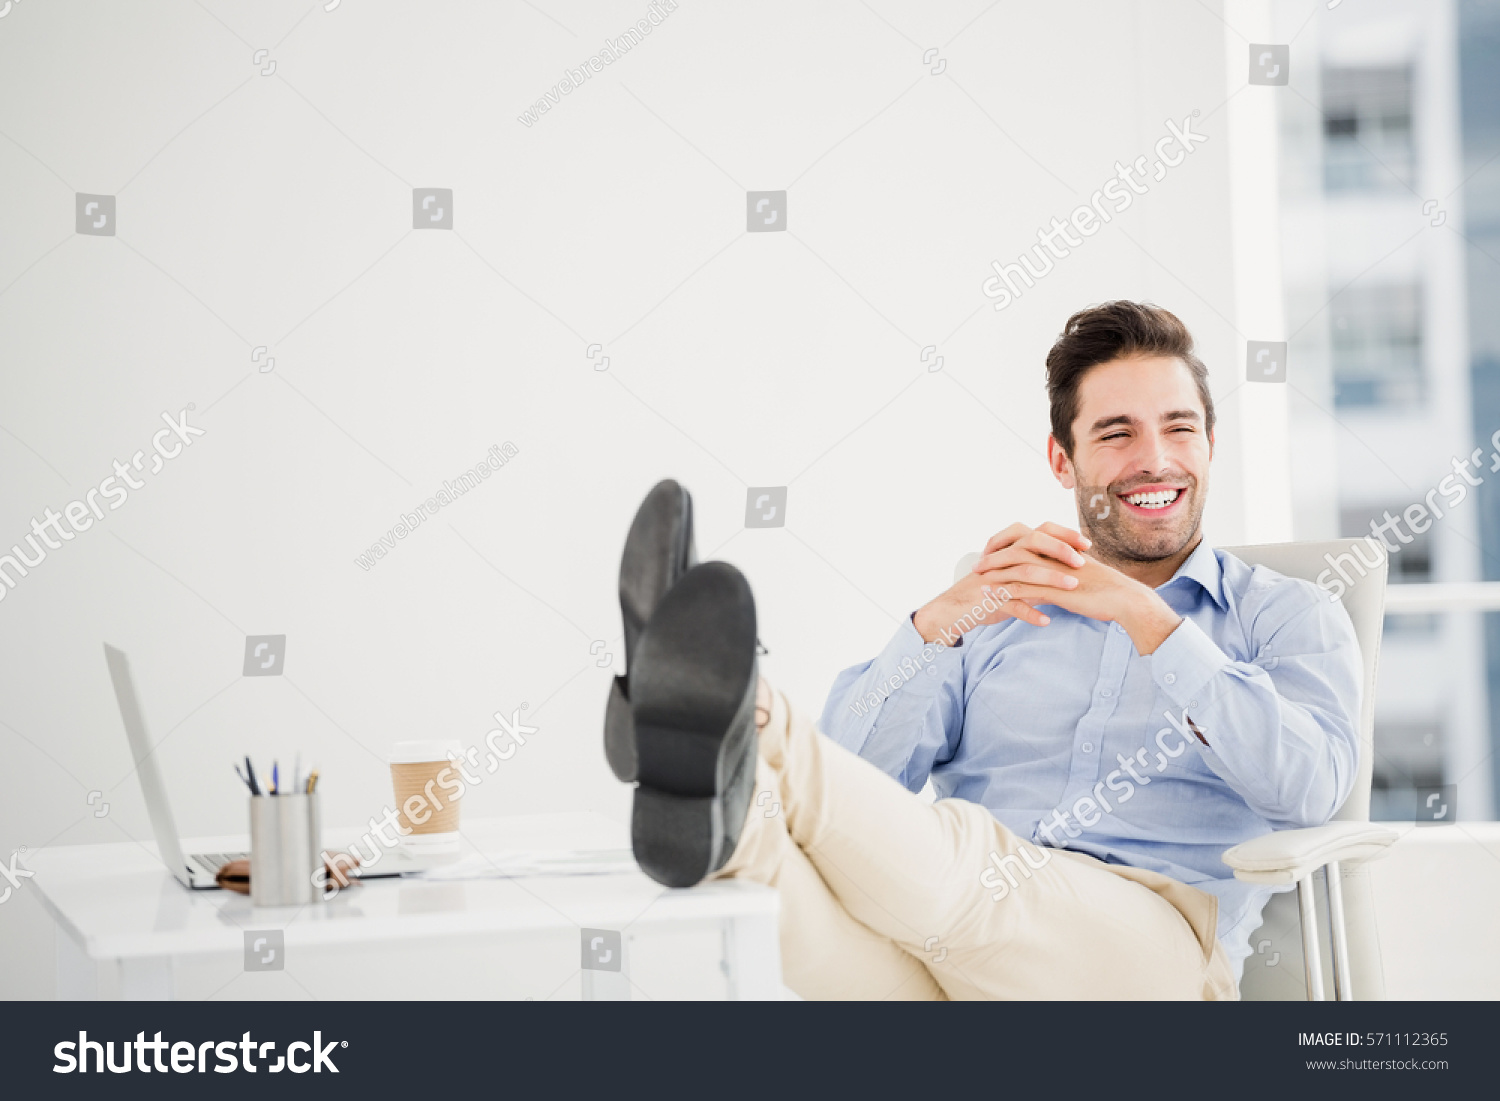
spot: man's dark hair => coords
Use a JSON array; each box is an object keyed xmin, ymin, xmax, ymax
[{"xmin": 1045, "ymin": 301, "xmax": 1215, "ymax": 457}]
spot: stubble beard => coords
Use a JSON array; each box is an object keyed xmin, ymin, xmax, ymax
[{"xmin": 1076, "ymin": 477, "xmax": 1205, "ymax": 567}]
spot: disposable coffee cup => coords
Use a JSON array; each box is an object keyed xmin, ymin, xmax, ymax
[{"xmin": 389, "ymin": 739, "xmax": 464, "ymax": 859}]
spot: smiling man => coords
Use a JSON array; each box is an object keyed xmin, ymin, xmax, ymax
[
  {"xmin": 816, "ymin": 300, "xmax": 1362, "ymax": 989},
  {"xmin": 612, "ymin": 301, "xmax": 1361, "ymax": 1000}
]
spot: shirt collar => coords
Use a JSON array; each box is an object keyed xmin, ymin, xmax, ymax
[{"xmin": 1156, "ymin": 536, "xmax": 1227, "ymax": 612}]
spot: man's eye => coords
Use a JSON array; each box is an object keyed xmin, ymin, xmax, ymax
[{"xmin": 1101, "ymin": 432, "xmax": 1127, "ymax": 441}]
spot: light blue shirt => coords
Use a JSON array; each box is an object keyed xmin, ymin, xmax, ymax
[{"xmin": 818, "ymin": 539, "xmax": 1362, "ymax": 981}]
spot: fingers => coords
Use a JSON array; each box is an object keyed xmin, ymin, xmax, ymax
[
  {"xmin": 997, "ymin": 597, "xmax": 1050, "ymax": 627},
  {"xmin": 972, "ymin": 559, "xmax": 1080, "ymax": 590},
  {"xmin": 1009, "ymin": 605, "xmax": 1050, "ymax": 627},
  {"xmin": 974, "ymin": 528, "xmax": 1088, "ymax": 576},
  {"xmin": 981, "ymin": 522, "xmax": 1034, "ymax": 556},
  {"xmin": 1024, "ymin": 528, "xmax": 1089, "ymax": 568},
  {"xmin": 980, "ymin": 523, "xmax": 1089, "ymax": 560},
  {"xmin": 1034, "ymin": 521, "xmax": 1091, "ymax": 555},
  {"xmin": 975, "ymin": 583, "xmax": 1050, "ymax": 627}
]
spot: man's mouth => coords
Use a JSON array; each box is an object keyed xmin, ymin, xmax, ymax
[{"xmin": 1117, "ymin": 486, "xmax": 1186, "ymax": 514}]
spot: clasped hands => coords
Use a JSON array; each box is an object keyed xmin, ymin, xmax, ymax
[{"xmin": 913, "ymin": 522, "xmax": 1183, "ymax": 655}]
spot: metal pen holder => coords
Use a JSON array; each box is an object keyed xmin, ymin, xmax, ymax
[{"xmin": 249, "ymin": 792, "xmax": 321, "ymax": 907}]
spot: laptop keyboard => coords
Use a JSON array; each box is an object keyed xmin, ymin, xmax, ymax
[{"xmin": 191, "ymin": 852, "xmax": 248, "ymax": 874}]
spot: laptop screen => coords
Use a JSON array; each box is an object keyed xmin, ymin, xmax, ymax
[{"xmin": 104, "ymin": 644, "xmax": 192, "ymax": 888}]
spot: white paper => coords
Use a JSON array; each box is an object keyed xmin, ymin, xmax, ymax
[{"xmin": 404, "ymin": 848, "xmax": 638, "ymax": 880}]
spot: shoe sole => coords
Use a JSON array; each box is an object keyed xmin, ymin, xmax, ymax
[
  {"xmin": 629, "ymin": 561, "xmax": 758, "ymax": 888},
  {"xmin": 608, "ymin": 480, "xmax": 696, "ymax": 783}
]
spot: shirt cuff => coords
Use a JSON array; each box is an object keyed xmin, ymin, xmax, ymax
[
  {"xmin": 1149, "ymin": 617, "xmax": 1230, "ymax": 713},
  {"xmin": 909, "ymin": 609, "xmax": 962, "ymax": 647}
]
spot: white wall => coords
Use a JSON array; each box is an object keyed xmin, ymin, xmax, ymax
[{"xmin": 1, "ymin": 0, "xmax": 1281, "ymax": 997}]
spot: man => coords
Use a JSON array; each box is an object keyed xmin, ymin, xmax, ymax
[{"xmin": 611, "ymin": 301, "xmax": 1362, "ymax": 999}]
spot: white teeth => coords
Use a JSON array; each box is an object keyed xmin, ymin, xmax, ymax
[{"xmin": 1123, "ymin": 489, "xmax": 1181, "ymax": 509}]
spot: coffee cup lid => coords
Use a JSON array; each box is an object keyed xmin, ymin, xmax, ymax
[{"xmin": 389, "ymin": 739, "xmax": 463, "ymax": 764}]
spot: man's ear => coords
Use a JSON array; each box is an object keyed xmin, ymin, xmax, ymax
[
  {"xmin": 1208, "ymin": 426, "xmax": 1215, "ymax": 460},
  {"xmin": 1047, "ymin": 434, "xmax": 1076, "ymax": 490}
]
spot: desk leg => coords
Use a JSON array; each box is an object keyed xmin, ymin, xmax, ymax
[
  {"xmin": 56, "ymin": 934, "xmax": 173, "ymax": 1000},
  {"xmin": 721, "ymin": 913, "xmax": 782, "ymax": 1000},
  {"xmin": 56, "ymin": 930, "xmax": 98, "ymax": 1000},
  {"xmin": 118, "ymin": 956, "xmax": 174, "ymax": 1000}
]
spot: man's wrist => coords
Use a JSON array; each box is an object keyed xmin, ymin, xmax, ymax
[
  {"xmin": 1116, "ymin": 586, "xmax": 1181, "ymax": 655},
  {"xmin": 912, "ymin": 603, "xmax": 947, "ymax": 645}
]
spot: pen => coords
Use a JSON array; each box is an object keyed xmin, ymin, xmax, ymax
[
  {"xmin": 244, "ymin": 755, "xmax": 262, "ymax": 796},
  {"xmin": 272, "ymin": 761, "xmax": 279, "ymax": 796},
  {"xmin": 234, "ymin": 763, "xmax": 254, "ymax": 793},
  {"xmin": 306, "ymin": 768, "xmax": 319, "ymax": 794}
]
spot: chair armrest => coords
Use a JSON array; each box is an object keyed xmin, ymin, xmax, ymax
[{"xmin": 1222, "ymin": 822, "xmax": 1398, "ymax": 885}]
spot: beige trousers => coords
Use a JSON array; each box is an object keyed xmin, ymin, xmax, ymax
[{"xmin": 716, "ymin": 684, "xmax": 1239, "ymax": 1001}]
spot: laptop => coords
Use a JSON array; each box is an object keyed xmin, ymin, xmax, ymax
[
  {"xmin": 105, "ymin": 643, "xmax": 419, "ymax": 889},
  {"xmin": 104, "ymin": 644, "xmax": 248, "ymax": 889}
]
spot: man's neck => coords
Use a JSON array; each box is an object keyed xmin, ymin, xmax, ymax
[{"xmin": 1095, "ymin": 530, "xmax": 1204, "ymax": 590}]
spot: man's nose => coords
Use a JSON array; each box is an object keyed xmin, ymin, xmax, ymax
[{"xmin": 1127, "ymin": 431, "xmax": 1173, "ymax": 473}]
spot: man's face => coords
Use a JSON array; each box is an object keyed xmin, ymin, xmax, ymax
[{"xmin": 1048, "ymin": 355, "xmax": 1213, "ymax": 563}]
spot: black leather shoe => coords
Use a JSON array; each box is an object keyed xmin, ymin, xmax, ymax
[
  {"xmin": 628, "ymin": 561, "xmax": 758, "ymax": 889},
  {"xmin": 605, "ymin": 479, "xmax": 697, "ymax": 782}
]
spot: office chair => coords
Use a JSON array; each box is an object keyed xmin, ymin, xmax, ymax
[{"xmin": 1218, "ymin": 539, "xmax": 1396, "ymax": 1001}]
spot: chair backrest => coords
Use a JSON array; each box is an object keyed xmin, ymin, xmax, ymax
[
  {"xmin": 1218, "ymin": 539, "xmax": 1389, "ymax": 1000},
  {"xmin": 1217, "ymin": 540, "xmax": 1387, "ymax": 822}
]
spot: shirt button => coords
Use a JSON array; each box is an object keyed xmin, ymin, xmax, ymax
[
  {"xmin": 1164, "ymin": 673, "xmax": 1176, "ymax": 685},
  {"xmin": 1082, "ymin": 742, "xmax": 1094, "ymax": 753},
  {"xmin": 1101, "ymin": 687, "xmax": 1113, "ymax": 697},
  {"xmin": 1189, "ymin": 700, "xmax": 1198, "ymax": 709},
  {"xmin": 1115, "ymin": 623, "xmax": 1125, "ymax": 633}
]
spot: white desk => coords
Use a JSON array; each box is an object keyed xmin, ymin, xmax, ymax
[{"xmin": 27, "ymin": 813, "xmax": 782, "ymax": 1001}]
